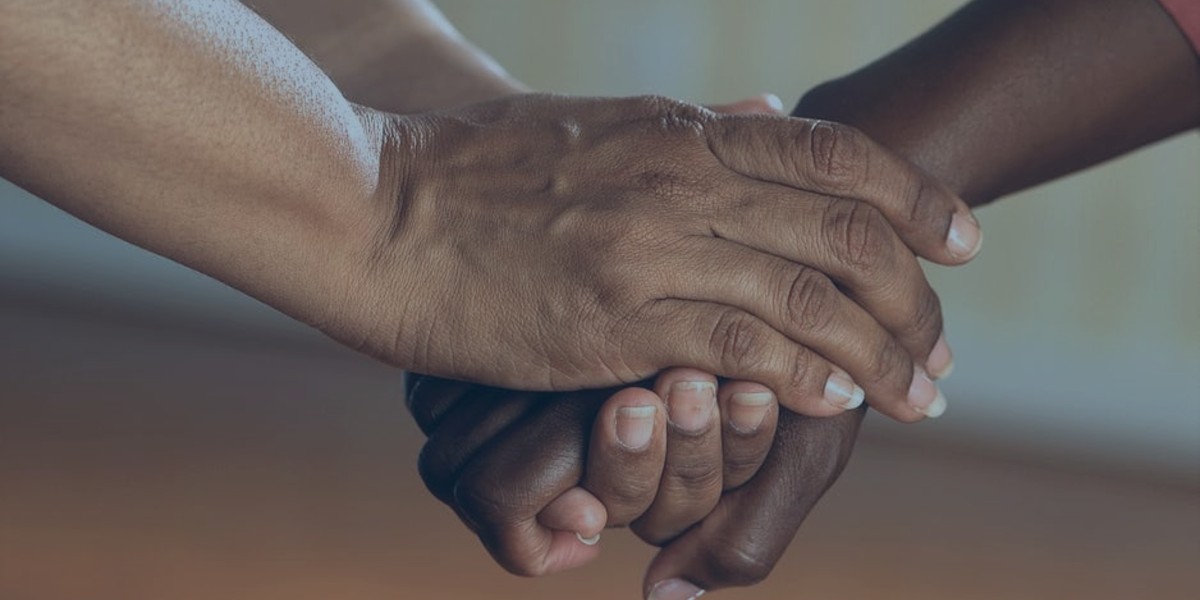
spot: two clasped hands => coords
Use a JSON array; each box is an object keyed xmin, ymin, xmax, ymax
[
  {"xmin": 4, "ymin": 0, "xmax": 1195, "ymax": 599},
  {"xmin": 398, "ymin": 93, "xmax": 979, "ymax": 600}
]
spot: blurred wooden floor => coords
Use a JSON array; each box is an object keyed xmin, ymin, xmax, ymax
[{"xmin": 2, "ymin": 306, "xmax": 1198, "ymax": 600}]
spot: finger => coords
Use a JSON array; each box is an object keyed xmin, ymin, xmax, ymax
[
  {"xmin": 451, "ymin": 390, "xmax": 609, "ymax": 577},
  {"xmin": 706, "ymin": 93, "xmax": 786, "ymax": 116},
  {"xmin": 581, "ymin": 386, "xmax": 669, "ymax": 526},
  {"xmin": 643, "ymin": 408, "xmax": 866, "ymax": 599},
  {"xmin": 706, "ymin": 115, "xmax": 983, "ymax": 266},
  {"xmin": 418, "ymin": 387, "xmax": 540, "ymax": 504},
  {"xmin": 405, "ymin": 373, "xmax": 477, "ymax": 435},
  {"xmin": 537, "ymin": 487, "xmax": 608, "ymax": 546},
  {"xmin": 629, "ymin": 369, "xmax": 724, "ymax": 545},
  {"xmin": 660, "ymin": 235, "xmax": 945, "ymax": 421},
  {"xmin": 640, "ymin": 299, "xmax": 861, "ymax": 419},
  {"xmin": 716, "ymin": 379, "xmax": 777, "ymax": 490},
  {"xmin": 702, "ymin": 188, "xmax": 951, "ymax": 406}
]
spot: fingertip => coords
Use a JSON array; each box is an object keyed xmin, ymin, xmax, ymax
[
  {"xmin": 718, "ymin": 380, "xmax": 775, "ymax": 435},
  {"xmin": 707, "ymin": 94, "xmax": 786, "ymax": 116},
  {"xmin": 655, "ymin": 367, "xmax": 718, "ymax": 390},
  {"xmin": 541, "ymin": 528, "xmax": 603, "ymax": 575},
  {"xmin": 946, "ymin": 211, "xmax": 983, "ymax": 262},
  {"xmin": 530, "ymin": 490, "xmax": 606, "ymax": 575},
  {"xmin": 537, "ymin": 487, "xmax": 607, "ymax": 539},
  {"xmin": 775, "ymin": 388, "xmax": 846, "ymax": 418},
  {"xmin": 762, "ymin": 93, "xmax": 786, "ymax": 114}
]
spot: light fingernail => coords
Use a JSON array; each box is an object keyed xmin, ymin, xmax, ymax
[
  {"xmin": 763, "ymin": 93, "xmax": 785, "ymax": 112},
  {"xmin": 927, "ymin": 333, "xmax": 955, "ymax": 380},
  {"xmin": 649, "ymin": 579, "xmax": 706, "ymax": 600},
  {"xmin": 824, "ymin": 371, "xmax": 865, "ymax": 410},
  {"xmin": 729, "ymin": 391, "xmax": 774, "ymax": 433},
  {"xmin": 616, "ymin": 405, "xmax": 657, "ymax": 450},
  {"xmin": 908, "ymin": 367, "xmax": 947, "ymax": 418},
  {"xmin": 947, "ymin": 212, "xmax": 983, "ymax": 260},
  {"xmin": 576, "ymin": 532, "xmax": 601, "ymax": 546},
  {"xmin": 667, "ymin": 381, "xmax": 717, "ymax": 433}
]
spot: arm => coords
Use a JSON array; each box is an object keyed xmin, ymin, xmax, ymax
[
  {"xmin": 0, "ymin": 0, "xmax": 966, "ymax": 409},
  {"xmin": 0, "ymin": 0, "xmax": 384, "ymax": 335},
  {"xmin": 243, "ymin": 0, "xmax": 528, "ymax": 113},
  {"xmin": 645, "ymin": 0, "xmax": 1200, "ymax": 596},
  {"xmin": 797, "ymin": 0, "xmax": 1200, "ymax": 206}
]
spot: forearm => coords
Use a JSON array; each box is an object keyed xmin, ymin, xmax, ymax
[
  {"xmin": 0, "ymin": 0, "xmax": 383, "ymax": 327},
  {"xmin": 245, "ymin": 0, "xmax": 527, "ymax": 113},
  {"xmin": 795, "ymin": 0, "xmax": 1200, "ymax": 206}
]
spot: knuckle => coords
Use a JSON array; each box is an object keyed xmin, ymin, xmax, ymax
[
  {"xmin": 722, "ymin": 448, "xmax": 767, "ymax": 485},
  {"xmin": 698, "ymin": 535, "xmax": 776, "ymax": 586},
  {"xmin": 784, "ymin": 267, "xmax": 838, "ymax": 334},
  {"xmin": 784, "ymin": 346, "xmax": 818, "ymax": 395},
  {"xmin": 416, "ymin": 442, "xmax": 455, "ymax": 503},
  {"xmin": 708, "ymin": 310, "xmax": 771, "ymax": 375},
  {"xmin": 905, "ymin": 287, "xmax": 944, "ymax": 347},
  {"xmin": 903, "ymin": 171, "xmax": 949, "ymax": 237},
  {"xmin": 595, "ymin": 477, "xmax": 658, "ymax": 516},
  {"xmin": 633, "ymin": 94, "xmax": 707, "ymax": 132},
  {"xmin": 668, "ymin": 456, "xmax": 725, "ymax": 491},
  {"xmin": 451, "ymin": 471, "xmax": 515, "ymax": 526},
  {"xmin": 808, "ymin": 120, "xmax": 867, "ymax": 191},
  {"xmin": 864, "ymin": 335, "xmax": 912, "ymax": 390},
  {"xmin": 824, "ymin": 201, "xmax": 894, "ymax": 276}
]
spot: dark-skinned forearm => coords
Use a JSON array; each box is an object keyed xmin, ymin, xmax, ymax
[{"xmin": 795, "ymin": 0, "xmax": 1200, "ymax": 206}]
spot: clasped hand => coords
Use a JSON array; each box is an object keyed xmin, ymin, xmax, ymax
[{"xmin": 378, "ymin": 94, "xmax": 981, "ymax": 598}]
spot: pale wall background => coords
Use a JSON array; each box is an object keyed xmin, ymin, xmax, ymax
[{"xmin": 2, "ymin": 0, "xmax": 1197, "ymax": 476}]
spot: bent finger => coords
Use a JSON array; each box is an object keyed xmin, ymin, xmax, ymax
[{"xmin": 582, "ymin": 386, "xmax": 669, "ymax": 526}]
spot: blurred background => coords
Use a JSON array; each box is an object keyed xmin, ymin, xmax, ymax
[{"xmin": 1, "ymin": 1, "xmax": 1197, "ymax": 599}]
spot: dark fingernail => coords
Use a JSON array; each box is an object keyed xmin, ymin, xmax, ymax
[
  {"xmin": 926, "ymin": 333, "xmax": 955, "ymax": 380},
  {"xmin": 649, "ymin": 579, "xmax": 706, "ymax": 600},
  {"xmin": 907, "ymin": 367, "xmax": 947, "ymax": 418},
  {"xmin": 616, "ymin": 405, "xmax": 657, "ymax": 450},
  {"xmin": 947, "ymin": 212, "xmax": 983, "ymax": 260},
  {"xmin": 729, "ymin": 391, "xmax": 773, "ymax": 433},
  {"xmin": 667, "ymin": 381, "xmax": 717, "ymax": 433}
]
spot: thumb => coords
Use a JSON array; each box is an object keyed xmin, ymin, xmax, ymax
[{"xmin": 707, "ymin": 93, "xmax": 786, "ymax": 115}]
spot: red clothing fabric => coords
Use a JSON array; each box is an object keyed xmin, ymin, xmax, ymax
[{"xmin": 1160, "ymin": 0, "xmax": 1200, "ymax": 54}]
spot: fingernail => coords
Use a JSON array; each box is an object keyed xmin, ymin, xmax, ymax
[
  {"xmin": 946, "ymin": 212, "xmax": 983, "ymax": 260},
  {"xmin": 907, "ymin": 367, "xmax": 947, "ymax": 418},
  {"xmin": 576, "ymin": 532, "xmax": 601, "ymax": 546},
  {"xmin": 649, "ymin": 579, "xmax": 706, "ymax": 600},
  {"xmin": 824, "ymin": 370, "xmax": 865, "ymax": 410},
  {"xmin": 763, "ymin": 93, "xmax": 785, "ymax": 112},
  {"xmin": 667, "ymin": 381, "xmax": 717, "ymax": 433},
  {"xmin": 729, "ymin": 391, "xmax": 774, "ymax": 433},
  {"xmin": 615, "ymin": 405, "xmax": 657, "ymax": 450},
  {"xmin": 926, "ymin": 333, "xmax": 955, "ymax": 380}
]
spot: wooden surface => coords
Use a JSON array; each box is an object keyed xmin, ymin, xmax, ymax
[{"xmin": 2, "ymin": 306, "xmax": 1198, "ymax": 600}]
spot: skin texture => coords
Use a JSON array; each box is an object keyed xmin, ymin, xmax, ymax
[
  {"xmin": 242, "ymin": 0, "xmax": 531, "ymax": 112},
  {"xmin": 0, "ymin": 0, "xmax": 980, "ymax": 420},
  {"xmin": 409, "ymin": 0, "xmax": 1199, "ymax": 598}
]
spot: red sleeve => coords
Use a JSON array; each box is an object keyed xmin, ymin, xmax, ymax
[{"xmin": 1159, "ymin": 0, "xmax": 1200, "ymax": 54}]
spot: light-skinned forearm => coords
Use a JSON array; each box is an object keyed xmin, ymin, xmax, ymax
[
  {"xmin": 796, "ymin": 0, "xmax": 1200, "ymax": 206},
  {"xmin": 0, "ymin": 0, "xmax": 384, "ymax": 330},
  {"xmin": 243, "ymin": 0, "xmax": 527, "ymax": 113}
]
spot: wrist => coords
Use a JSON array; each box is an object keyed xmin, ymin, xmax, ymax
[
  {"xmin": 340, "ymin": 28, "xmax": 529, "ymax": 114},
  {"xmin": 795, "ymin": 79, "xmax": 994, "ymax": 207}
]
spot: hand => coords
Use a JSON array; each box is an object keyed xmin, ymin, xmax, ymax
[
  {"xmin": 407, "ymin": 370, "xmax": 860, "ymax": 600},
  {"xmin": 344, "ymin": 93, "xmax": 980, "ymax": 421},
  {"xmin": 406, "ymin": 370, "xmax": 781, "ymax": 578}
]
